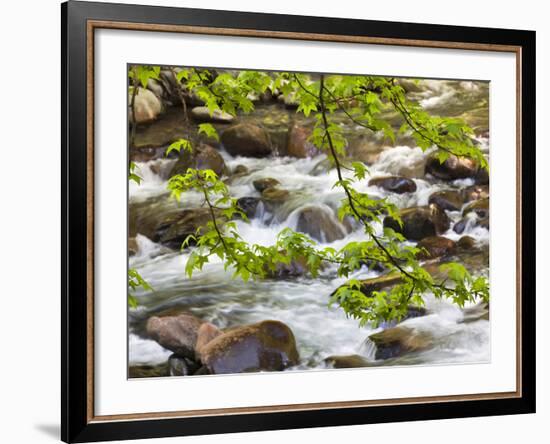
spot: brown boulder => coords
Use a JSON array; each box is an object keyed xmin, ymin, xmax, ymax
[
  {"xmin": 146, "ymin": 313, "xmax": 204, "ymax": 360},
  {"xmin": 324, "ymin": 354, "xmax": 372, "ymax": 368},
  {"xmin": 195, "ymin": 322, "xmax": 223, "ymax": 361},
  {"xmin": 221, "ymin": 123, "xmax": 272, "ymax": 157},
  {"xmin": 294, "ymin": 205, "xmax": 347, "ymax": 243},
  {"xmin": 368, "ymin": 326, "xmax": 432, "ymax": 360},
  {"xmin": 199, "ymin": 320, "xmax": 299, "ymax": 374},
  {"xmin": 425, "ymin": 154, "xmax": 479, "ymax": 180},
  {"xmin": 368, "ymin": 176, "xmax": 417, "ymax": 194},
  {"xmin": 457, "ymin": 235, "xmax": 477, "ymax": 250},
  {"xmin": 416, "ymin": 236, "xmax": 457, "ymax": 259},
  {"xmin": 261, "ymin": 187, "xmax": 290, "ymax": 203},
  {"xmin": 232, "ymin": 164, "xmax": 249, "ymax": 175},
  {"xmin": 253, "ymin": 177, "xmax": 280, "ymax": 193},
  {"xmin": 384, "ymin": 204, "xmax": 451, "ymax": 241},
  {"xmin": 286, "ymin": 124, "xmax": 319, "ymax": 158},
  {"xmin": 347, "ymin": 139, "xmax": 387, "ymax": 165}
]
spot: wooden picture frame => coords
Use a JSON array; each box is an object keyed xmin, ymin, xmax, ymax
[{"xmin": 62, "ymin": 1, "xmax": 536, "ymax": 442}]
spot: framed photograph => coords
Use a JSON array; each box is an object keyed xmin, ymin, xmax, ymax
[{"xmin": 62, "ymin": 1, "xmax": 536, "ymax": 442}]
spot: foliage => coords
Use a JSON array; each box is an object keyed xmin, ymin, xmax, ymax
[
  {"xmin": 129, "ymin": 65, "xmax": 490, "ymax": 326},
  {"xmin": 128, "ymin": 267, "xmax": 153, "ymax": 309}
]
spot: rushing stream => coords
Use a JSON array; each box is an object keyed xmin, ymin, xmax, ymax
[{"xmin": 128, "ymin": 78, "xmax": 490, "ymax": 374}]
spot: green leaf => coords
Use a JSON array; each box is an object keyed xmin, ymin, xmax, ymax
[
  {"xmin": 166, "ymin": 138, "xmax": 193, "ymax": 156},
  {"xmin": 197, "ymin": 123, "xmax": 220, "ymax": 141}
]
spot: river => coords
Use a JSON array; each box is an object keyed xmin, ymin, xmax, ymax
[{"xmin": 128, "ymin": 78, "xmax": 490, "ymax": 374}]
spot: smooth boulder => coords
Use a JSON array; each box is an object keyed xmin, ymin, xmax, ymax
[
  {"xmin": 384, "ymin": 204, "xmax": 451, "ymax": 241},
  {"xmin": 199, "ymin": 320, "xmax": 300, "ymax": 374},
  {"xmin": 190, "ymin": 106, "xmax": 235, "ymax": 124},
  {"xmin": 324, "ymin": 354, "xmax": 372, "ymax": 369},
  {"xmin": 129, "ymin": 88, "xmax": 162, "ymax": 124},
  {"xmin": 221, "ymin": 123, "xmax": 272, "ymax": 157},
  {"xmin": 425, "ymin": 154, "xmax": 479, "ymax": 180},
  {"xmin": 194, "ymin": 322, "xmax": 223, "ymax": 361},
  {"xmin": 368, "ymin": 326, "xmax": 432, "ymax": 360},
  {"xmin": 146, "ymin": 313, "xmax": 204, "ymax": 360},
  {"xmin": 253, "ymin": 177, "xmax": 280, "ymax": 193},
  {"xmin": 368, "ymin": 176, "xmax": 417, "ymax": 194},
  {"xmin": 416, "ymin": 236, "xmax": 457, "ymax": 259},
  {"xmin": 294, "ymin": 205, "xmax": 347, "ymax": 243},
  {"xmin": 286, "ymin": 124, "xmax": 319, "ymax": 158},
  {"xmin": 261, "ymin": 187, "xmax": 290, "ymax": 203}
]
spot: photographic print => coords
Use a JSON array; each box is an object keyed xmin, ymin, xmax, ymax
[{"xmin": 127, "ymin": 66, "xmax": 490, "ymax": 378}]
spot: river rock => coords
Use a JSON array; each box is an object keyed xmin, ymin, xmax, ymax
[
  {"xmin": 463, "ymin": 197, "xmax": 489, "ymax": 219},
  {"xmin": 462, "ymin": 184, "xmax": 489, "ymax": 202},
  {"xmin": 428, "ymin": 190, "xmax": 464, "ymax": 212},
  {"xmin": 221, "ymin": 123, "xmax": 272, "ymax": 157},
  {"xmin": 383, "ymin": 204, "xmax": 451, "ymax": 241},
  {"xmin": 236, "ymin": 197, "xmax": 263, "ymax": 219},
  {"xmin": 130, "ymin": 88, "xmax": 162, "ymax": 124},
  {"xmin": 190, "ymin": 106, "xmax": 235, "ymax": 124},
  {"xmin": 199, "ymin": 320, "xmax": 300, "ymax": 374},
  {"xmin": 261, "ymin": 187, "xmax": 290, "ymax": 203},
  {"xmin": 253, "ymin": 177, "xmax": 280, "ymax": 192},
  {"xmin": 368, "ymin": 326, "xmax": 433, "ymax": 360},
  {"xmin": 168, "ymin": 354, "xmax": 201, "ymax": 376},
  {"xmin": 368, "ymin": 176, "xmax": 417, "ymax": 194},
  {"xmin": 233, "ymin": 164, "xmax": 249, "ymax": 175},
  {"xmin": 324, "ymin": 354, "xmax": 372, "ymax": 368},
  {"xmin": 294, "ymin": 205, "xmax": 347, "ymax": 243},
  {"xmin": 169, "ymin": 144, "xmax": 225, "ymax": 178},
  {"xmin": 453, "ymin": 217, "xmax": 470, "ymax": 234},
  {"xmin": 146, "ymin": 313, "xmax": 204, "ymax": 360},
  {"xmin": 195, "ymin": 322, "xmax": 223, "ymax": 361},
  {"xmin": 347, "ymin": 139, "xmax": 389, "ymax": 165},
  {"xmin": 286, "ymin": 124, "xmax": 319, "ymax": 158},
  {"xmin": 460, "ymin": 302, "xmax": 489, "ymax": 323},
  {"xmin": 416, "ymin": 236, "xmax": 457, "ymax": 259},
  {"xmin": 425, "ymin": 154, "xmax": 479, "ymax": 180},
  {"xmin": 154, "ymin": 208, "xmax": 225, "ymax": 249},
  {"xmin": 457, "ymin": 235, "xmax": 477, "ymax": 250}
]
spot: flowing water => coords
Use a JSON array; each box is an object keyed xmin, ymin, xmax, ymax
[{"xmin": 128, "ymin": 79, "xmax": 490, "ymax": 372}]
